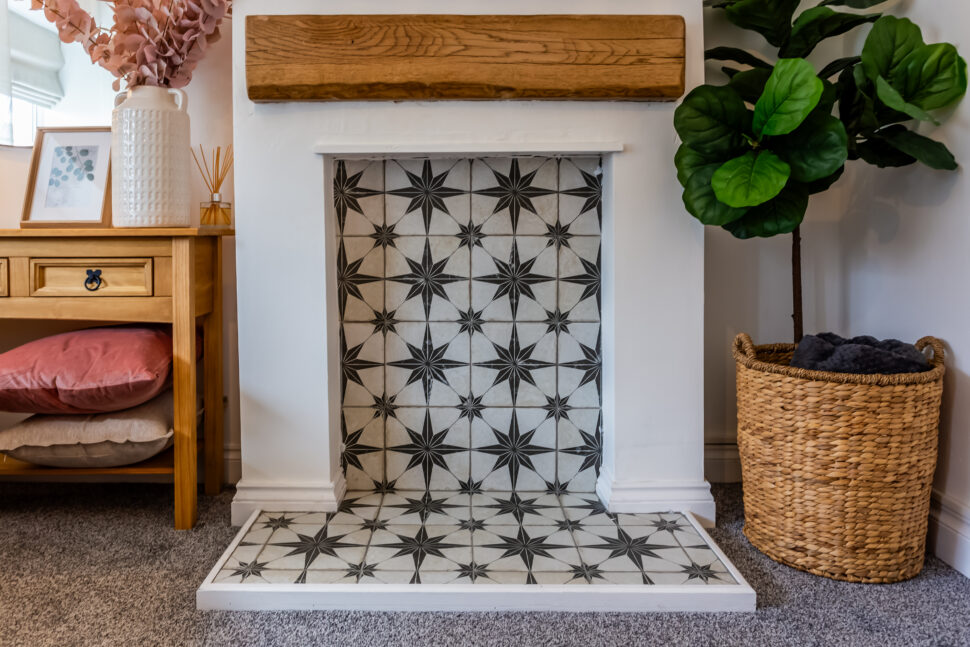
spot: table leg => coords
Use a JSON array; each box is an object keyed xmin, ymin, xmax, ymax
[
  {"xmin": 204, "ymin": 238, "xmax": 224, "ymax": 495},
  {"xmin": 173, "ymin": 237, "xmax": 198, "ymax": 529}
]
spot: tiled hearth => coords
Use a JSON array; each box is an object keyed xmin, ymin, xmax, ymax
[
  {"xmin": 336, "ymin": 156, "xmax": 604, "ymax": 493},
  {"xmin": 198, "ymin": 491, "xmax": 752, "ymax": 611}
]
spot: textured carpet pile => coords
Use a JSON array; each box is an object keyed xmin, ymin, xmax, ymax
[{"xmin": 0, "ymin": 482, "xmax": 967, "ymax": 646}]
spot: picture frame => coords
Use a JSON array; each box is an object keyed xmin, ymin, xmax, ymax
[{"xmin": 20, "ymin": 126, "xmax": 112, "ymax": 228}]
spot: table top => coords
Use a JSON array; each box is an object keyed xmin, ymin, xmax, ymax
[{"xmin": 0, "ymin": 227, "xmax": 234, "ymax": 238}]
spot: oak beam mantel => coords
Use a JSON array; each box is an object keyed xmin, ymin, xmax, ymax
[{"xmin": 246, "ymin": 14, "xmax": 686, "ymax": 102}]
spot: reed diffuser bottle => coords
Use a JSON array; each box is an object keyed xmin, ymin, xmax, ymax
[{"xmin": 192, "ymin": 145, "xmax": 233, "ymax": 227}]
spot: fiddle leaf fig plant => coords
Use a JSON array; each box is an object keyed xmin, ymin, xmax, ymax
[{"xmin": 676, "ymin": 1, "xmax": 967, "ymax": 340}]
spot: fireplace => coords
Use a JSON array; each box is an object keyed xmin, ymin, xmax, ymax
[
  {"xmin": 227, "ymin": 0, "xmax": 715, "ymax": 528},
  {"xmin": 201, "ymin": 0, "xmax": 755, "ymax": 612}
]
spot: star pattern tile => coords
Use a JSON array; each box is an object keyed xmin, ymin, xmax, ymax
[
  {"xmin": 217, "ymin": 494, "xmax": 739, "ymax": 588},
  {"xmin": 335, "ymin": 156, "xmax": 604, "ymax": 492}
]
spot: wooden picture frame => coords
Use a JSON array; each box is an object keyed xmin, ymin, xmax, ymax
[{"xmin": 21, "ymin": 126, "xmax": 112, "ymax": 228}]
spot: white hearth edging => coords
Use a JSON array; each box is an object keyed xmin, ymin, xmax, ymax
[{"xmin": 230, "ymin": 474, "xmax": 347, "ymax": 526}]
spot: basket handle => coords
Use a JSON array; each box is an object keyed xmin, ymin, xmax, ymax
[
  {"xmin": 733, "ymin": 333, "xmax": 758, "ymax": 360},
  {"xmin": 916, "ymin": 336, "xmax": 946, "ymax": 368}
]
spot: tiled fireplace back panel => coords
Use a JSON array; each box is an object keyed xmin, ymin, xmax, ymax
[{"xmin": 336, "ymin": 156, "xmax": 603, "ymax": 493}]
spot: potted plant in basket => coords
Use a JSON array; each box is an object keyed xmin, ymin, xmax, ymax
[
  {"xmin": 675, "ymin": 0, "xmax": 966, "ymax": 583},
  {"xmin": 29, "ymin": 0, "xmax": 231, "ymax": 227}
]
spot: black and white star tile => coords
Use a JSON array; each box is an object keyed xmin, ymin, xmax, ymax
[
  {"xmin": 335, "ymin": 156, "xmax": 604, "ymax": 492},
  {"xmin": 214, "ymin": 495, "xmax": 738, "ymax": 587}
]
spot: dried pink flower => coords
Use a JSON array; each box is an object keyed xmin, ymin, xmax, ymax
[{"xmin": 29, "ymin": 0, "xmax": 231, "ymax": 90}]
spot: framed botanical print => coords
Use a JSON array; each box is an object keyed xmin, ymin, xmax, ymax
[{"xmin": 21, "ymin": 127, "xmax": 112, "ymax": 228}]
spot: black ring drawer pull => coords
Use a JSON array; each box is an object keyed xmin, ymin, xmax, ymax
[{"xmin": 84, "ymin": 269, "xmax": 103, "ymax": 292}]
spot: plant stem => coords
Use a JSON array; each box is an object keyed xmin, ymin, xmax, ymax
[{"xmin": 792, "ymin": 225, "xmax": 804, "ymax": 344}]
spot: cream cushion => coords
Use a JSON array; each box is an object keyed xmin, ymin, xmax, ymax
[{"xmin": 0, "ymin": 390, "xmax": 173, "ymax": 468}]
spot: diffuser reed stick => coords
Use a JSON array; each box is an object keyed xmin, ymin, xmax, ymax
[{"xmin": 192, "ymin": 144, "xmax": 233, "ymax": 226}]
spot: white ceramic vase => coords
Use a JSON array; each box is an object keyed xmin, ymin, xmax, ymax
[{"xmin": 111, "ymin": 86, "xmax": 191, "ymax": 227}]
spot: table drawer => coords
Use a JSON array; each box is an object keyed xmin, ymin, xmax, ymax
[
  {"xmin": 29, "ymin": 258, "xmax": 154, "ymax": 297},
  {"xmin": 0, "ymin": 258, "xmax": 7, "ymax": 297}
]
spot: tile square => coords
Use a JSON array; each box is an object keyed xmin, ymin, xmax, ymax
[
  {"xmin": 558, "ymin": 323, "xmax": 602, "ymax": 407},
  {"xmin": 473, "ymin": 526, "xmax": 580, "ymax": 571},
  {"xmin": 572, "ymin": 527, "xmax": 688, "ymax": 573},
  {"xmin": 558, "ymin": 236, "xmax": 601, "ymax": 320},
  {"xmin": 341, "ymin": 324, "xmax": 384, "ymax": 407},
  {"xmin": 258, "ymin": 526, "xmax": 372, "ymax": 570},
  {"xmin": 367, "ymin": 526, "xmax": 471, "ymax": 570},
  {"xmin": 386, "ymin": 236, "xmax": 470, "ymax": 320},
  {"xmin": 385, "ymin": 408, "xmax": 470, "ymax": 490},
  {"xmin": 472, "ymin": 237, "xmax": 557, "ymax": 321},
  {"xmin": 557, "ymin": 409, "xmax": 602, "ymax": 492},
  {"xmin": 378, "ymin": 491, "xmax": 471, "ymax": 525},
  {"xmin": 471, "ymin": 324, "xmax": 557, "ymax": 407},
  {"xmin": 471, "ymin": 409, "xmax": 555, "ymax": 491},
  {"xmin": 337, "ymin": 237, "xmax": 384, "ymax": 322},
  {"xmin": 386, "ymin": 158, "xmax": 470, "ymax": 235},
  {"xmin": 341, "ymin": 408, "xmax": 384, "ymax": 489},
  {"xmin": 331, "ymin": 490, "xmax": 384, "ymax": 524},
  {"xmin": 559, "ymin": 493, "xmax": 617, "ymax": 526},
  {"xmin": 471, "ymin": 492, "xmax": 565, "ymax": 525},
  {"xmin": 334, "ymin": 159, "xmax": 384, "ymax": 235},
  {"xmin": 558, "ymin": 156, "xmax": 602, "ymax": 235},
  {"xmin": 386, "ymin": 323, "xmax": 470, "ymax": 406},
  {"xmin": 472, "ymin": 158, "xmax": 558, "ymax": 235}
]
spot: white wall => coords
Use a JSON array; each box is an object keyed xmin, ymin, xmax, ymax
[
  {"xmin": 839, "ymin": 0, "xmax": 970, "ymax": 576},
  {"xmin": 0, "ymin": 31, "xmax": 240, "ymax": 483}
]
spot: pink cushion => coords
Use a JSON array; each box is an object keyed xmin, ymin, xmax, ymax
[{"xmin": 0, "ymin": 327, "xmax": 172, "ymax": 414}]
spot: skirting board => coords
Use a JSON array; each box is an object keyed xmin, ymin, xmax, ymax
[
  {"xmin": 704, "ymin": 442, "xmax": 742, "ymax": 484},
  {"xmin": 929, "ymin": 489, "xmax": 970, "ymax": 578},
  {"xmin": 230, "ymin": 474, "xmax": 347, "ymax": 526},
  {"xmin": 596, "ymin": 467, "xmax": 716, "ymax": 528},
  {"xmin": 197, "ymin": 510, "xmax": 755, "ymax": 612}
]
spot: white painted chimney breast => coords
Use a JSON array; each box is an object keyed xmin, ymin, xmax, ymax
[{"xmin": 229, "ymin": 0, "xmax": 712, "ymax": 525}]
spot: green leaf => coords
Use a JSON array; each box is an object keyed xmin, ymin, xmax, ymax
[
  {"xmin": 818, "ymin": 56, "xmax": 861, "ymax": 80},
  {"xmin": 804, "ymin": 165, "xmax": 845, "ymax": 194},
  {"xmin": 819, "ymin": 0, "xmax": 891, "ymax": 7},
  {"xmin": 675, "ymin": 145, "xmax": 750, "ymax": 225},
  {"xmin": 892, "ymin": 43, "xmax": 968, "ymax": 112},
  {"xmin": 722, "ymin": 183, "xmax": 810, "ymax": 238},
  {"xmin": 753, "ymin": 59, "xmax": 825, "ymax": 137},
  {"xmin": 856, "ymin": 127, "xmax": 918, "ymax": 167},
  {"xmin": 674, "ymin": 85, "xmax": 751, "ymax": 155},
  {"xmin": 861, "ymin": 16, "xmax": 925, "ymax": 82},
  {"xmin": 876, "ymin": 75, "xmax": 938, "ymax": 123},
  {"xmin": 724, "ymin": 0, "xmax": 801, "ymax": 47},
  {"xmin": 881, "ymin": 128, "xmax": 958, "ymax": 170},
  {"xmin": 711, "ymin": 150, "xmax": 792, "ymax": 208},
  {"xmin": 705, "ymin": 47, "xmax": 773, "ymax": 70},
  {"xmin": 728, "ymin": 68, "xmax": 772, "ymax": 104},
  {"xmin": 781, "ymin": 7, "xmax": 880, "ymax": 58},
  {"xmin": 774, "ymin": 113, "xmax": 849, "ymax": 182}
]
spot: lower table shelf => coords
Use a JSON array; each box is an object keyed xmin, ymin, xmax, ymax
[{"xmin": 0, "ymin": 446, "xmax": 176, "ymax": 476}]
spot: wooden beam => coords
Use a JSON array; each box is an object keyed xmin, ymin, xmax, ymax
[{"xmin": 246, "ymin": 14, "xmax": 685, "ymax": 102}]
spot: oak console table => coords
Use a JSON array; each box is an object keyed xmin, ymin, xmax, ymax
[{"xmin": 0, "ymin": 228, "xmax": 232, "ymax": 529}]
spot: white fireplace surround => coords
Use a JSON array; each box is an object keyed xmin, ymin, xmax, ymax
[{"xmin": 230, "ymin": 0, "xmax": 711, "ymax": 526}]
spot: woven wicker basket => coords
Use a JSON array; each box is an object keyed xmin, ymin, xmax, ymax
[{"xmin": 733, "ymin": 333, "xmax": 945, "ymax": 583}]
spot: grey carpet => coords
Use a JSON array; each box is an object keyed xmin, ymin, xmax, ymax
[{"xmin": 0, "ymin": 483, "xmax": 967, "ymax": 647}]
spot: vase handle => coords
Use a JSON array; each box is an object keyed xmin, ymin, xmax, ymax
[
  {"xmin": 114, "ymin": 91, "xmax": 127, "ymax": 108},
  {"xmin": 168, "ymin": 88, "xmax": 188, "ymax": 112}
]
